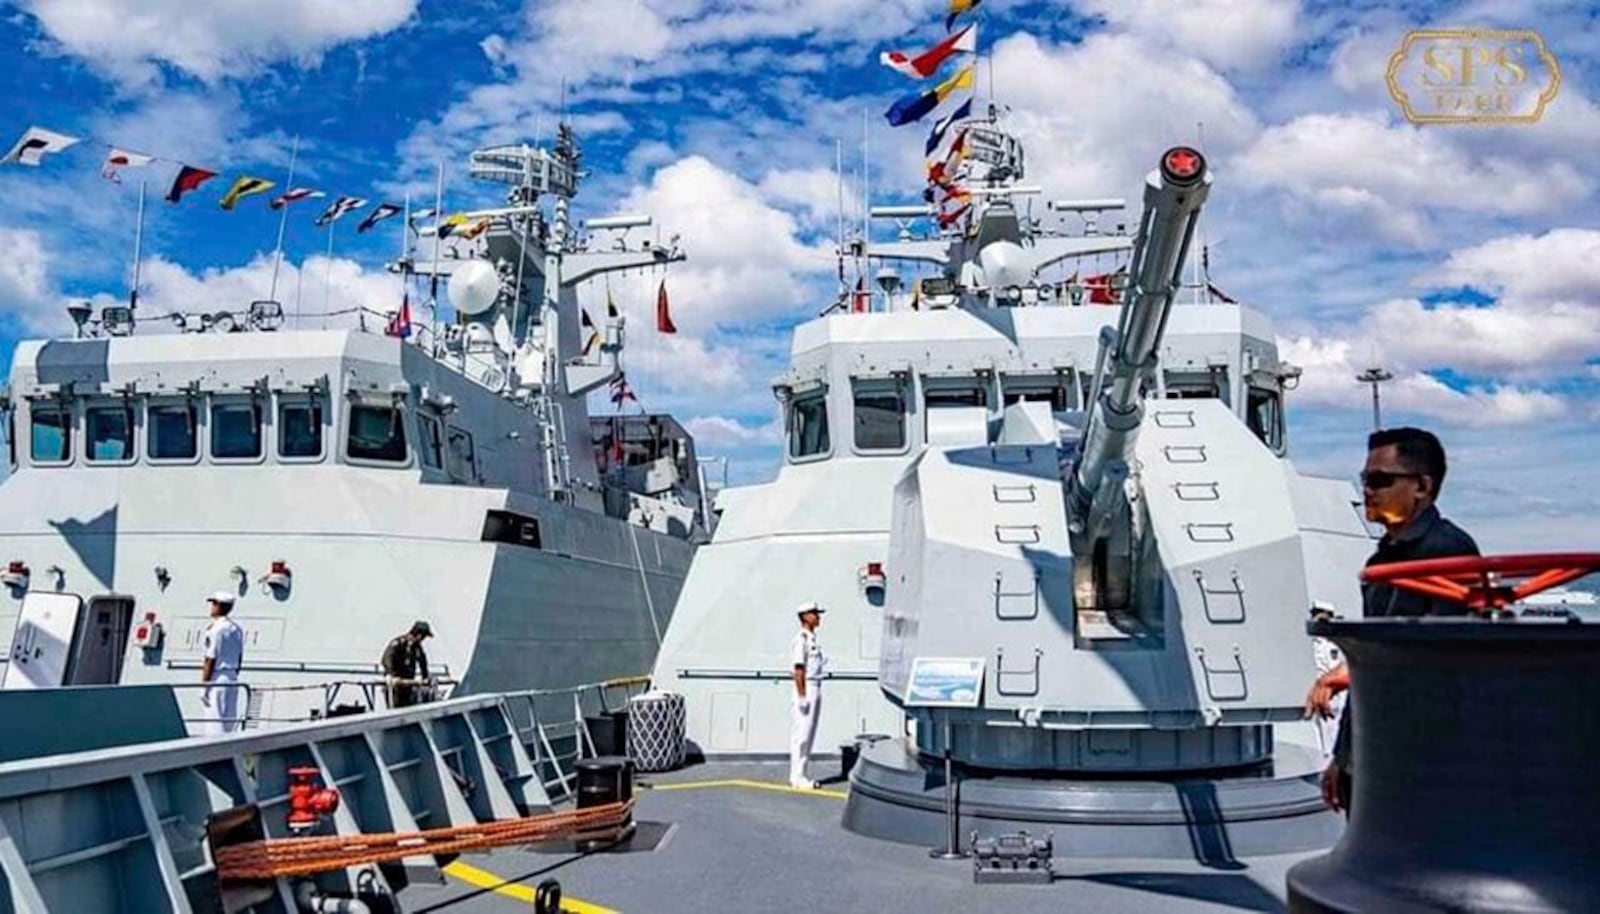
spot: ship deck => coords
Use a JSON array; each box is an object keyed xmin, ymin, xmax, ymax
[{"xmin": 402, "ymin": 760, "xmax": 1316, "ymax": 913}]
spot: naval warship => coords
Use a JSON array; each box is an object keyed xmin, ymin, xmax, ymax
[
  {"xmin": 0, "ymin": 124, "xmax": 709, "ymax": 724},
  {"xmin": 2, "ymin": 35, "xmax": 1595, "ymax": 914},
  {"xmin": 6, "ymin": 113, "xmax": 1590, "ymax": 914}
]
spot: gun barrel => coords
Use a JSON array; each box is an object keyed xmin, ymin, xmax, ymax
[{"xmin": 1072, "ymin": 148, "xmax": 1211, "ymax": 520}]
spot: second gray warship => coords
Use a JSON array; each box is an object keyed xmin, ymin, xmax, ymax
[{"xmin": 0, "ymin": 124, "xmax": 709, "ymax": 724}]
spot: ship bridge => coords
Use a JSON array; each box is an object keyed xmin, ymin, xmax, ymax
[{"xmin": 773, "ymin": 301, "xmax": 1293, "ymax": 469}]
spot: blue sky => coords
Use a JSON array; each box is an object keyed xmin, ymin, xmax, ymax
[{"xmin": 1, "ymin": 0, "xmax": 1597, "ymax": 551}]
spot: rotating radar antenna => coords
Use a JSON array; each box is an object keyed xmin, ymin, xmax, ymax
[{"xmin": 469, "ymin": 124, "xmax": 581, "ymax": 207}]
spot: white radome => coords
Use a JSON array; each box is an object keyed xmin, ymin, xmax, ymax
[
  {"xmin": 978, "ymin": 240, "xmax": 1029, "ymax": 288},
  {"xmin": 451, "ymin": 259, "xmax": 501, "ymax": 316}
]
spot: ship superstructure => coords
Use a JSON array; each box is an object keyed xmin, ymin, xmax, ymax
[
  {"xmin": 652, "ymin": 113, "xmax": 1372, "ymax": 794},
  {"xmin": 0, "ymin": 126, "xmax": 709, "ymax": 724}
]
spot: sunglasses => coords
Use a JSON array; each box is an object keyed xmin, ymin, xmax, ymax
[{"xmin": 1361, "ymin": 470, "xmax": 1422, "ymax": 490}]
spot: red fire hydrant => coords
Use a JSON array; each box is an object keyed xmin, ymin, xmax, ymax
[{"xmin": 286, "ymin": 766, "xmax": 340, "ymax": 833}]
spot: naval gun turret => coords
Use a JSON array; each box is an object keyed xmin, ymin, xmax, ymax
[
  {"xmin": 849, "ymin": 147, "xmax": 1356, "ymax": 858},
  {"xmin": 1069, "ymin": 146, "xmax": 1210, "ymax": 621}
]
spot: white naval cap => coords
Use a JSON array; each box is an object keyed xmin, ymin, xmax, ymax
[
  {"xmin": 209, "ymin": 591, "xmax": 237, "ymax": 605},
  {"xmin": 795, "ymin": 601, "xmax": 825, "ymax": 617}
]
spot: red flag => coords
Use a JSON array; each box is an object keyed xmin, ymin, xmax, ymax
[
  {"xmin": 166, "ymin": 165, "xmax": 217, "ymax": 204},
  {"xmin": 1084, "ymin": 271, "xmax": 1120, "ymax": 305},
  {"xmin": 656, "ymin": 281, "xmax": 677, "ymax": 333},
  {"xmin": 851, "ymin": 277, "xmax": 870, "ymax": 313},
  {"xmin": 936, "ymin": 203, "xmax": 970, "ymax": 229}
]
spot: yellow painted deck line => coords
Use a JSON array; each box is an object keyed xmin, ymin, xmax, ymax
[
  {"xmin": 443, "ymin": 860, "xmax": 618, "ymax": 914},
  {"xmin": 645, "ymin": 778, "xmax": 848, "ymax": 800}
]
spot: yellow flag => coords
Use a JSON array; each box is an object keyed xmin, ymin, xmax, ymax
[
  {"xmin": 934, "ymin": 63, "xmax": 974, "ymax": 103},
  {"xmin": 435, "ymin": 213, "xmax": 469, "ymax": 237},
  {"xmin": 219, "ymin": 175, "xmax": 275, "ymax": 211}
]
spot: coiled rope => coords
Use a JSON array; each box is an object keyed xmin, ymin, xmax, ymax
[{"xmin": 216, "ymin": 801, "xmax": 634, "ymax": 880}]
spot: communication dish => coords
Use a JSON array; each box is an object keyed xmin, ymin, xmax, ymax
[{"xmin": 451, "ymin": 260, "xmax": 500, "ymax": 316}]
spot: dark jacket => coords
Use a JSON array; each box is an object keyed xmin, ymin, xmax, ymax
[
  {"xmin": 381, "ymin": 635, "xmax": 429, "ymax": 681},
  {"xmin": 1333, "ymin": 504, "xmax": 1479, "ymax": 769}
]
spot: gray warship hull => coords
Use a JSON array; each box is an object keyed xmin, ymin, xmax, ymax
[{"xmin": 0, "ymin": 421, "xmax": 694, "ymax": 721}]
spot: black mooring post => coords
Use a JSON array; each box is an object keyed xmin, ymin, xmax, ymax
[
  {"xmin": 1288, "ymin": 619, "xmax": 1600, "ymax": 913},
  {"xmin": 929, "ymin": 716, "xmax": 967, "ymax": 860}
]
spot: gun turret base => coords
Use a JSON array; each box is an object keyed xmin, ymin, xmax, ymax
[{"xmin": 843, "ymin": 736, "xmax": 1340, "ymax": 859}]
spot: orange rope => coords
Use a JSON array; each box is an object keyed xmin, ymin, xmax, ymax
[{"xmin": 216, "ymin": 801, "xmax": 633, "ymax": 880}]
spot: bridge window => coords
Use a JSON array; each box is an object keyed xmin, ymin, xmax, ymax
[
  {"xmin": 788, "ymin": 391, "xmax": 830, "ymax": 459},
  {"xmin": 211, "ymin": 400, "xmax": 263, "ymax": 460},
  {"xmin": 347, "ymin": 404, "xmax": 409, "ymax": 463},
  {"xmin": 923, "ymin": 382, "xmax": 988, "ymax": 410},
  {"xmin": 278, "ymin": 397, "xmax": 323, "ymax": 459},
  {"xmin": 1164, "ymin": 369, "xmax": 1229, "ymax": 403},
  {"xmin": 1247, "ymin": 387, "xmax": 1283, "ymax": 452},
  {"xmin": 85, "ymin": 404, "xmax": 135, "ymax": 463},
  {"xmin": 1003, "ymin": 374, "xmax": 1076, "ymax": 411},
  {"xmin": 853, "ymin": 385, "xmax": 905, "ymax": 452},
  {"xmin": 30, "ymin": 403, "xmax": 72, "ymax": 464},
  {"xmin": 148, "ymin": 403, "xmax": 198, "ymax": 460}
]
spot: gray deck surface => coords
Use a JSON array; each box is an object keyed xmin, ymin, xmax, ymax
[{"xmin": 397, "ymin": 761, "xmax": 1317, "ymax": 913}]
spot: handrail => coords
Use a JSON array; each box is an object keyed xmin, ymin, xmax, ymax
[
  {"xmin": 0, "ymin": 673, "xmax": 656, "ymax": 799},
  {"xmin": 675, "ymin": 668, "xmax": 878, "ymax": 681},
  {"xmin": 162, "ymin": 671, "xmax": 644, "ymax": 730}
]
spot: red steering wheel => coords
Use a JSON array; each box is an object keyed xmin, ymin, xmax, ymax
[{"xmin": 1361, "ymin": 553, "xmax": 1600, "ymax": 612}]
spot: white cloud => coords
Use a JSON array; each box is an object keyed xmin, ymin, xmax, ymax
[
  {"xmin": 0, "ymin": 227, "xmax": 59, "ymax": 331},
  {"xmin": 987, "ymin": 31, "xmax": 1261, "ymax": 201},
  {"xmin": 684, "ymin": 415, "xmax": 782, "ymax": 448},
  {"xmin": 1328, "ymin": 27, "xmax": 1403, "ymax": 100},
  {"xmin": 1075, "ymin": 0, "xmax": 1300, "ymax": 71},
  {"xmin": 482, "ymin": 0, "xmax": 673, "ymax": 85},
  {"xmin": 17, "ymin": 0, "xmax": 417, "ymax": 85},
  {"xmin": 1238, "ymin": 112, "xmax": 1594, "ymax": 242},
  {"xmin": 1366, "ymin": 298, "xmax": 1600, "ymax": 376},
  {"xmin": 615, "ymin": 156, "xmax": 834, "ymax": 330},
  {"xmin": 1280, "ymin": 334, "xmax": 1567, "ymax": 428},
  {"xmin": 111, "ymin": 253, "xmax": 403, "ymax": 331},
  {"xmin": 757, "ymin": 167, "xmax": 857, "ymax": 234},
  {"xmin": 1430, "ymin": 228, "xmax": 1600, "ymax": 305},
  {"xmin": 395, "ymin": 0, "xmax": 938, "ymax": 186}
]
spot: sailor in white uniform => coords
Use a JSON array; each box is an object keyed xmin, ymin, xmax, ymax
[
  {"xmin": 789, "ymin": 601, "xmax": 828, "ymax": 789},
  {"xmin": 200, "ymin": 592, "xmax": 246, "ymax": 734}
]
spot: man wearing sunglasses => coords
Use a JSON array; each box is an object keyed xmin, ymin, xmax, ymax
[{"xmin": 1304, "ymin": 426, "xmax": 1479, "ymax": 813}]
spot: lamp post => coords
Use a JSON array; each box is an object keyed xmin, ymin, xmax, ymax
[{"xmin": 1355, "ymin": 367, "xmax": 1393, "ymax": 431}]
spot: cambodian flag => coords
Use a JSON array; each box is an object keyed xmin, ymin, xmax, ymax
[{"xmin": 386, "ymin": 292, "xmax": 413, "ymax": 339}]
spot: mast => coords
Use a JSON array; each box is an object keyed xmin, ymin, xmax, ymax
[
  {"xmin": 321, "ymin": 217, "xmax": 336, "ymax": 330},
  {"xmin": 268, "ymin": 135, "xmax": 299, "ymax": 303},
  {"xmin": 398, "ymin": 191, "xmax": 411, "ymax": 338},
  {"xmin": 430, "ymin": 161, "xmax": 446, "ymax": 348},
  {"xmin": 836, "ymin": 139, "xmax": 846, "ymax": 295},
  {"xmin": 129, "ymin": 180, "xmax": 146, "ymax": 310},
  {"xmin": 541, "ymin": 126, "xmax": 574, "ymax": 502},
  {"xmin": 861, "ymin": 108, "xmax": 870, "ymax": 306}
]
